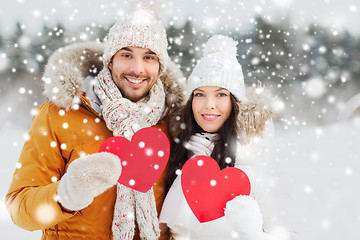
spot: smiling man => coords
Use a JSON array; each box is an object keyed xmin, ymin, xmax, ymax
[
  {"xmin": 6, "ymin": 3, "xmax": 184, "ymax": 240},
  {"xmin": 109, "ymin": 47, "xmax": 160, "ymax": 102}
]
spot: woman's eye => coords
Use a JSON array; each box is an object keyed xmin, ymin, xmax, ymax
[
  {"xmin": 218, "ymin": 93, "xmax": 227, "ymax": 97},
  {"xmin": 122, "ymin": 54, "xmax": 131, "ymax": 58},
  {"xmin": 194, "ymin": 93, "xmax": 204, "ymax": 97}
]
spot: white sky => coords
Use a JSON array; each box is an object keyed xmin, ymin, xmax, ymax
[{"xmin": 0, "ymin": 0, "xmax": 359, "ymax": 36}]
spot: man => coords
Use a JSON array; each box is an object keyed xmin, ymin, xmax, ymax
[{"xmin": 5, "ymin": 4, "xmax": 184, "ymax": 240}]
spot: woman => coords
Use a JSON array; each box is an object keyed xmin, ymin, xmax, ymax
[{"xmin": 159, "ymin": 35, "xmax": 277, "ymax": 239}]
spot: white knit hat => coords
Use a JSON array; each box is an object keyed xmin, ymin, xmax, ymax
[
  {"xmin": 186, "ymin": 35, "xmax": 245, "ymax": 101},
  {"xmin": 103, "ymin": 1, "xmax": 169, "ymax": 75}
]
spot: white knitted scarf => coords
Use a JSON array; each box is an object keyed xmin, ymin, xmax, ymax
[{"xmin": 94, "ymin": 67, "xmax": 164, "ymax": 240}]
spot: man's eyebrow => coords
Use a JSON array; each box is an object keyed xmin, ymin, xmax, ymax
[
  {"xmin": 146, "ymin": 50, "xmax": 156, "ymax": 55},
  {"xmin": 120, "ymin": 47, "xmax": 133, "ymax": 52},
  {"xmin": 120, "ymin": 48, "xmax": 156, "ymax": 55}
]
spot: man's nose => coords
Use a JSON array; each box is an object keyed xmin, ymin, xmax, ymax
[{"xmin": 130, "ymin": 58, "xmax": 145, "ymax": 75}]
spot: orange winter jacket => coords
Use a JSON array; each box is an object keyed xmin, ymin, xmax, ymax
[
  {"xmin": 6, "ymin": 96, "xmax": 171, "ymax": 240},
  {"xmin": 5, "ymin": 42, "xmax": 184, "ymax": 240}
]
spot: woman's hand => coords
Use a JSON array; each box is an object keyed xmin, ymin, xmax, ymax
[{"xmin": 224, "ymin": 195, "xmax": 265, "ymax": 240}]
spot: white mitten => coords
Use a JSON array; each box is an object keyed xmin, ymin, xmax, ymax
[
  {"xmin": 225, "ymin": 195, "xmax": 266, "ymax": 240},
  {"xmin": 57, "ymin": 152, "xmax": 121, "ymax": 211}
]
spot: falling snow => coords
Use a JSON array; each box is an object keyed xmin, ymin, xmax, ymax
[
  {"xmin": 129, "ymin": 179, "xmax": 135, "ymax": 186},
  {"xmin": 35, "ymin": 204, "xmax": 56, "ymax": 224},
  {"xmin": 1, "ymin": 0, "xmax": 360, "ymax": 239},
  {"xmin": 304, "ymin": 77, "xmax": 327, "ymax": 99}
]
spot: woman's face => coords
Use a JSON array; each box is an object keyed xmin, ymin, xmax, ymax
[{"xmin": 192, "ymin": 86, "xmax": 233, "ymax": 133}]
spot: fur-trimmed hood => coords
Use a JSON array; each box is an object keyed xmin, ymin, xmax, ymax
[
  {"xmin": 42, "ymin": 42, "xmax": 185, "ymax": 111},
  {"xmin": 169, "ymin": 85, "xmax": 275, "ymax": 144},
  {"xmin": 237, "ymin": 85, "xmax": 274, "ymax": 144}
]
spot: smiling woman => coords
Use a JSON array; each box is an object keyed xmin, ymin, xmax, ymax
[
  {"xmin": 192, "ymin": 86, "xmax": 233, "ymax": 133},
  {"xmin": 160, "ymin": 35, "xmax": 278, "ymax": 239}
]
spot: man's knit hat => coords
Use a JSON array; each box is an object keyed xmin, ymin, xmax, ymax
[
  {"xmin": 103, "ymin": 1, "xmax": 169, "ymax": 75},
  {"xmin": 186, "ymin": 35, "xmax": 245, "ymax": 101}
]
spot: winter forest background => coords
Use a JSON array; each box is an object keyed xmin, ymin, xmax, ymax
[{"xmin": 1, "ymin": 0, "xmax": 360, "ymax": 239}]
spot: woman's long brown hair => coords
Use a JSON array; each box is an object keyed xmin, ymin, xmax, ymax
[{"xmin": 165, "ymin": 93, "xmax": 240, "ymax": 194}]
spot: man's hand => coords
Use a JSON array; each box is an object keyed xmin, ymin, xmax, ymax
[{"xmin": 57, "ymin": 152, "xmax": 121, "ymax": 211}]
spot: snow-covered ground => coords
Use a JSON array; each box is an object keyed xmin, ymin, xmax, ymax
[
  {"xmin": 268, "ymin": 118, "xmax": 360, "ymax": 240},
  {"xmin": 1, "ymin": 116, "xmax": 360, "ymax": 239}
]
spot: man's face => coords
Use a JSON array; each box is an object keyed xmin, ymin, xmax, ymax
[{"xmin": 109, "ymin": 46, "xmax": 160, "ymax": 102}]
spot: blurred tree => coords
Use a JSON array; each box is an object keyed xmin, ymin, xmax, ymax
[
  {"xmin": 86, "ymin": 23, "xmax": 108, "ymax": 42},
  {"xmin": 234, "ymin": 16, "xmax": 303, "ymax": 123},
  {"xmin": 299, "ymin": 24, "xmax": 360, "ymax": 99},
  {"xmin": 2, "ymin": 17, "xmax": 360, "ymax": 124},
  {"xmin": 167, "ymin": 20, "xmax": 208, "ymax": 77},
  {"xmin": 236, "ymin": 16, "xmax": 299, "ymax": 88},
  {"xmin": 0, "ymin": 32, "xmax": 4, "ymax": 49},
  {"xmin": 30, "ymin": 23, "xmax": 67, "ymax": 71},
  {"xmin": 7, "ymin": 22, "xmax": 29, "ymax": 73},
  {"xmin": 354, "ymin": 38, "xmax": 360, "ymax": 86},
  {"xmin": 301, "ymin": 25, "xmax": 360, "ymax": 85}
]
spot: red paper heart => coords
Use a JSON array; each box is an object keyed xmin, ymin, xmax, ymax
[
  {"xmin": 99, "ymin": 127, "xmax": 170, "ymax": 193},
  {"xmin": 181, "ymin": 155, "xmax": 251, "ymax": 223}
]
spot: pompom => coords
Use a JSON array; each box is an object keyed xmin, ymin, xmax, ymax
[
  {"xmin": 129, "ymin": 0, "xmax": 163, "ymax": 21},
  {"xmin": 203, "ymin": 35, "xmax": 238, "ymax": 57}
]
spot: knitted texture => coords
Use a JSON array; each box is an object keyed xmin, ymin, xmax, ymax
[
  {"xmin": 112, "ymin": 184, "xmax": 136, "ymax": 240},
  {"xmin": 94, "ymin": 66, "xmax": 163, "ymax": 239},
  {"xmin": 186, "ymin": 35, "xmax": 245, "ymax": 101},
  {"xmin": 103, "ymin": 5, "xmax": 169, "ymax": 75},
  {"xmin": 94, "ymin": 67, "xmax": 166, "ymax": 139},
  {"xmin": 111, "ymin": 184, "xmax": 160, "ymax": 240},
  {"xmin": 134, "ymin": 188, "xmax": 161, "ymax": 240},
  {"xmin": 57, "ymin": 152, "xmax": 121, "ymax": 211}
]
